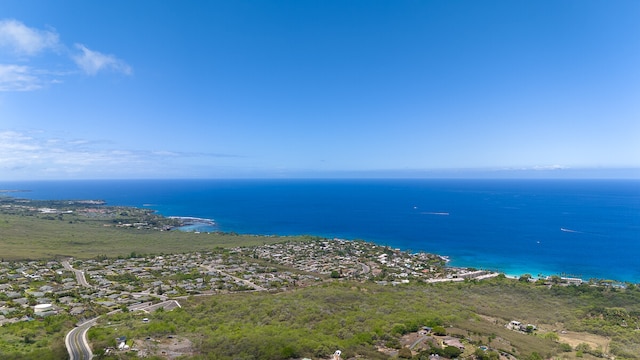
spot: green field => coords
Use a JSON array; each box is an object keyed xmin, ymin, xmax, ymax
[{"xmin": 0, "ymin": 213, "xmax": 303, "ymax": 260}]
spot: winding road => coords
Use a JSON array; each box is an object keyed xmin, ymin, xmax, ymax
[
  {"xmin": 61, "ymin": 260, "xmax": 91, "ymax": 287},
  {"xmin": 62, "ymin": 258, "xmax": 185, "ymax": 359},
  {"xmin": 62, "ymin": 259, "xmax": 96, "ymax": 359},
  {"xmin": 65, "ymin": 319, "xmax": 96, "ymax": 360},
  {"xmin": 64, "ymin": 300, "xmax": 182, "ymax": 359}
]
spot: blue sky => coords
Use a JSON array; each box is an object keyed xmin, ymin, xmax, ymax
[{"xmin": 0, "ymin": 1, "xmax": 638, "ymax": 180}]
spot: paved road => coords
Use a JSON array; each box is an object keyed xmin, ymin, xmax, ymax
[
  {"xmin": 409, "ymin": 335, "xmax": 427, "ymax": 350},
  {"xmin": 62, "ymin": 258, "xmax": 185, "ymax": 359},
  {"xmin": 359, "ymin": 262, "xmax": 370, "ymax": 275},
  {"xmin": 61, "ymin": 260, "xmax": 91, "ymax": 287},
  {"xmin": 129, "ymin": 300, "xmax": 182, "ymax": 313},
  {"xmin": 64, "ymin": 300, "xmax": 182, "ymax": 359},
  {"xmin": 65, "ymin": 319, "xmax": 97, "ymax": 360},
  {"xmin": 128, "ymin": 291, "xmax": 168, "ymax": 301}
]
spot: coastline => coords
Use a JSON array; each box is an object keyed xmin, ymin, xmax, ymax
[
  {"xmin": 2, "ymin": 179, "xmax": 638, "ymax": 284},
  {"xmin": 1, "ymin": 191, "xmax": 632, "ymax": 284},
  {"xmin": 169, "ymin": 220, "xmax": 630, "ymax": 284}
]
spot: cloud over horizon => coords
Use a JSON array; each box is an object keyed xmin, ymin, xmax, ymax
[
  {"xmin": 0, "ymin": 19, "xmax": 131, "ymax": 91},
  {"xmin": 0, "ymin": 130, "xmax": 240, "ymax": 179}
]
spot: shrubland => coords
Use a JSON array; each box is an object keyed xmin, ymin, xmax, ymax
[{"xmin": 86, "ymin": 279, "xmax": 640, "ymax": 359}]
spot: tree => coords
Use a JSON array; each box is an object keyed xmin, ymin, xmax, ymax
[
  {"xmin": 558, "ymin": 343, "xmax": 572, "ymax": 352},
  {"xmin": 442, "ymin": 346, "xmax": 462, "ymax": 358},
  {"xmin": 526, "ymin": 353, "xmax": 543, "ymax": 360},
  {"xmin": 542, "ymin": 332, "xmax": 559, "ymax": 341},
  {"xmin": 432, "ymin": 325, "xmax": 447, "ymax": 336},
  {"xmin": 475, "ymin": 349, "xmax": 500, "ymax": 360},
  {"xmin": 549, "ymin": 275, "xmax": 562, "ymax": 284},
  {"xmin": 525, "ymin": 325, "xmax": 536, "ymax": 333},
  {"xmin": 398, "ymin": 347, "xmax": 413, "ymax": 359},
  {"xmin": 519, "ymin": 274, "xmax": 532, "ymax": 282},
  {"xmin": 575, "ymin": 343, "xmax": 591, "ymax": 352}
]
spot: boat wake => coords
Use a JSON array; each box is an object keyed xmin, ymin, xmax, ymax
[
  {"xmin": 421, "ymin": 212, "xmax": 450, "ymax": 216},
  {"xmin": 560, "ymin": 228, "xmax": 581, "ymax": 233}
]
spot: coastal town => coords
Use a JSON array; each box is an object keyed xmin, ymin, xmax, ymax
[
  {"xmin": 1, "ymin": 193, "xmax": 507, "ymax": 328},
  {"xmin": 0, "ymin": 194, "xmax": 614, "ymax": 323},
  {"xmin": 0, "ymin": 237, "xmax": 504, "ymax": 327},
  {"xmin": 1, "ymin": 195, "xmax": 635, "ymax": 359}
]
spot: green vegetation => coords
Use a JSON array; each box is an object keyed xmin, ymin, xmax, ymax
[
  {"xmin": 0, "ymin": 209, "xmax": 307, "ymax": 261},
  {"xmin": 0, "ymin": 315, "xmax": 74, "ymax": 360},
  {"xmin": 83, "ymin": 279, "xmax": 640, "ymax": 359},
  {"xmin": 2, "ymin": 196, "xmax": 640, "ymax": 359}
]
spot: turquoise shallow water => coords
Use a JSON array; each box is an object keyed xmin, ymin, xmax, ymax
[{"xmin": 2, "ymin": 179, "xmax": 639, "ymax": 282}]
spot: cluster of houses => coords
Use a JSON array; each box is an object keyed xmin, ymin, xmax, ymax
[
  {"xmin": 0, "ymin": 247, "xmax": 322, "ymax": 326},
  {"xmin": 233, "ymin": 238, "xmax": 500, "ymax": 284},
  {"xmin": 0, "ymin": 260, "xmax": 82, "ymax": 326},
  {"xmin": 1, "ymin": 238, "xmax": 505, "ymax": 328},
  {"xmin": 0, "ymin": 198, "xmax": 181, "ymax": 231}
]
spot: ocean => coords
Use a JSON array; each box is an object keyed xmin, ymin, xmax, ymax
[{"xmin": 1, "ymin": 179, "xmax": 639, "ymax": 282}]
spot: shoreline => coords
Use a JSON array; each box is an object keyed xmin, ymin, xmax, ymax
[
  {"xmin": 2, "ymin": 189, "xmax": 637, "ymax": 284},
  {"xmin": 137, "ymin": 213, "xmax": 638, "ymax": 284},
  {"xmin": 169, "ymin": 222, "xmax": 635, "ymax": 284}
]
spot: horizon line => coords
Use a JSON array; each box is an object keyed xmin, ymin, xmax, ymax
[{"xmin": 1, "ymin": 167, "xmax": 639, "ymax": 182}]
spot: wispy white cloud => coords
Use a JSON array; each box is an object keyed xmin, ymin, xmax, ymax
[
  {"xmin": 0, "ymin": 130, "xmax": 238, "ymax": 179},
  {"xmin": 0, "ymin": 131, "xmax": 40, "ymax": 151},
  {"xmin": 0, "ymin": 19, "xmax": 59, "ymax": 56},
  {"xmin": 532, "ymin": 164, "xmax": 567, "ymax": 171},
  {"xmin": 152, "ymin": 150, "xmax": 180, "ymax": 157},
  {"xmin": 495, "ymin": 165, "xmax": 569, "ymax": 172},
  {"xmin": 0, "ymin": 19, "xmax": 132, "ymax": 91},
  {"xmin": 0, "ymin": 131, "xmax": 138, "ymax": 167},
  {"xmin": 72, "ymin": 44, "xmax": 132, "ymax": 76},
  {"xmin": 0, "ymin": 64, "xmax": 68, "ymax": 92},
  {"xmin": 0, "ymin": 64, "xmax": 42, "ymax": 91}
]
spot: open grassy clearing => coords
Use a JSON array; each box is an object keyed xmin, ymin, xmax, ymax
[
  {"xmin": 556, "ymin": 331, "xmax": 610, "ymax": 354},
  {"xmin": 0, "ymin": 213, "xmax": 305, "ymax": 260}
]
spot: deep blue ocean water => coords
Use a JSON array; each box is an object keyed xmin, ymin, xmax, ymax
[{"xmin": 1, "ymin": 179, "xmax": 639, "ymax": 282}]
